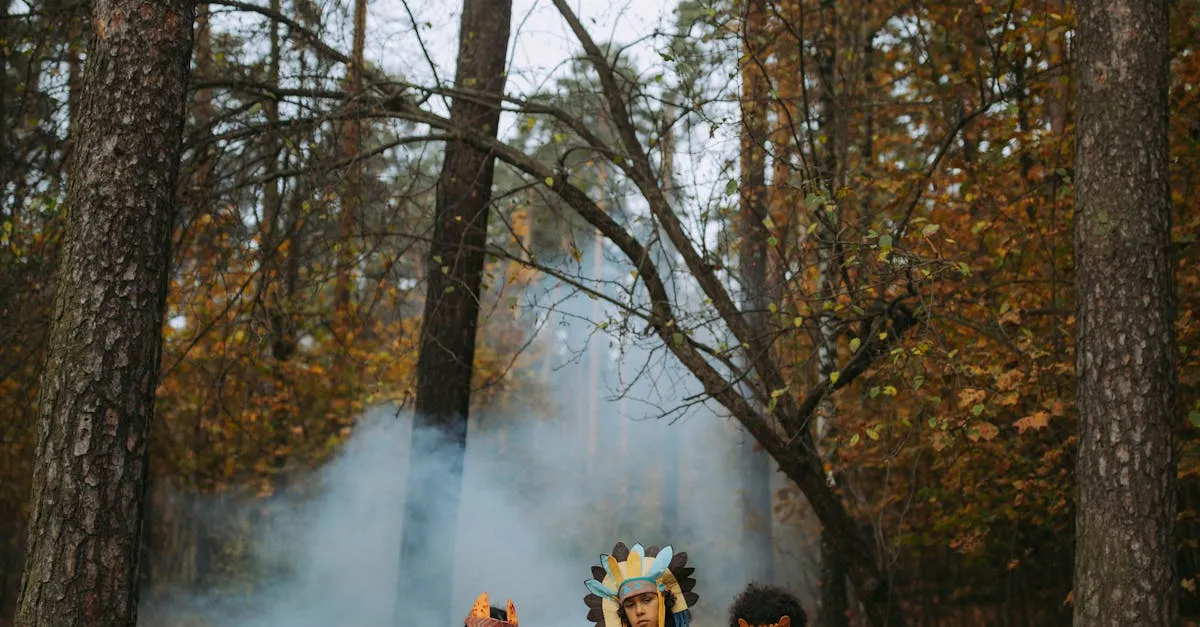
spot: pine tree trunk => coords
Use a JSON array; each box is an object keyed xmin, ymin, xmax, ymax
[
  {"xmin": 1072, "ymin": 0, "xmax": 1176, "ymax": 624},
  {"xmin": 397, "ymin": 0, "xmax": 512, "ymax": 623},
  {"xmin": 14, "ymin": 0, "xmax": 195, "ymax": 621}
]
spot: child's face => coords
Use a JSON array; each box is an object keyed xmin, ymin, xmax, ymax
[{"xmin": 621, "ymin": 591, "xmax": 660, "ymax": 627}]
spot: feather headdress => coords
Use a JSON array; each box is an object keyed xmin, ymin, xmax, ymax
[
  {"xmin": 464, "ymin": 592, "xmax": 518, "ymax": 627},
  {"xmin": 583, "ymin": 542, "xmax": 698, "ymax": 627}
]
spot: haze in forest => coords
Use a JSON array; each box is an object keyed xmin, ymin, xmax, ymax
[{"xmin": 140, "ymin": 261, "xmax": 813, "ymax": 626}]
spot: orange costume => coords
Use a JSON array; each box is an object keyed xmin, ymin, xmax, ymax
[{"xmin": 463, "ymin": 591, "xmax": 518, "ymax": 627}]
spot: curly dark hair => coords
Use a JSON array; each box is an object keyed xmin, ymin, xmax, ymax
[
  {"xmin": 727, "ymin": 583, "xmax": 807, "ymax": 627},
  {"xmin": 617, "ymin": 589, "xmax": 679, "ymax": 627}
]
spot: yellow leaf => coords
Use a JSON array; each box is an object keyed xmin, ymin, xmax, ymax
[
  {"xmin": 1014, "ymin": 411, "xmax": 1051, "ymax": 433},
  {"xmin": 956, "ymin": 387, "xmax": 986, "ymax": 409}
]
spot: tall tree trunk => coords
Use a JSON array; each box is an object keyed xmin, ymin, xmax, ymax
[
  {"xmin": 14, "ymin": 0, "xmax": 195, "ymax": 621},
  {"xmin": 1072, "ymin": 0, "xmax": 1176, "ymax": 625},
  {"xmin": 658, "ymin": 106, "xmax": 680, "ymax": 536},
  {"xmin": 814, "ymin": 2, "xmax": 849, "ymax": 624},
  {"xmin": 737, "ymin": 0, "xmax": 776, "ymax": 585},
  {"xmin": 396, "ymin": 0, "xmax": 512, "ymax": 623},
  {"xmin": 336, "ymin": 0, "xmax": 367, "ymax": 318}
]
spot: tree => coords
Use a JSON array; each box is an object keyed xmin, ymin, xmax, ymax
[
  {"xmin": 736, "ymin": 0, "xmax": 777, "ymax": 587},
  {"xmin": 14, "ymin": 0, "xmax": 196, "ymax": 622},
  {"xmin": 1072, "ymin": 0, "xmax": 1177, "ymax": 624},
  {"xmin": 396, "ymin": 0, "xmax": 512, "ymax": 623}
]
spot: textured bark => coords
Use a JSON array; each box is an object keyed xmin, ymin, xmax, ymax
[
  {"xmin": 814, "ymin": 5, "xmax": 849, "ymax": 624},
  {"xmin": 396, "ymin": 0, "xmax": 511, "ymax": 623},
  {"xmin": 737, "ymin": 0, "xmax": 776, "ymax": 585},
  {"xmin": 335, "ymin": 0, "xmax": 367, "ymax": 317},
  {"xmin": 13, "ymin": 0, "xmax": 195, "ymax": 622},
  {"xmin": 1072, "ymin": 0, "xmax": 1177, "ymax": 625}
]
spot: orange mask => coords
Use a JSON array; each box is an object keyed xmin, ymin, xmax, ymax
[{"xmin": 464, "ymin": 592, "xmax": 518, "ymax": 627}]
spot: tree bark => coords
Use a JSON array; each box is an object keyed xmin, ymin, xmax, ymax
[
  {"xmin": 335, "ymin": 0, "xmax": 367, "ymax": 318},
  {"xmin": 1072, "ymin": 0, "xmax": 1176, "ymax": 625},
  {"xmin": 396, "ymin": 0, "xmax": 511, "ymax": 624},
  {"xmin": 14, "ymin": 0, "xmax": 195, "ymax": 622},
  {"xmin": 737, "ymin": 0, "xmax": 777, "ymax": 585}
]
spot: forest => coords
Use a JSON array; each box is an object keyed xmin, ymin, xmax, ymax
[{"xmin": 0, "ymin": 0, "xmax": 1197, "ymax": 624}]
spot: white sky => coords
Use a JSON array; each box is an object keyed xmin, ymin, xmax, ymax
[{"xmin": 369, "ymin": 0, "xmax": 678, "ymax": 102}]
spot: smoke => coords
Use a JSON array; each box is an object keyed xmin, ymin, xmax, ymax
[{"xmin": 140, "ymin": 249, "xmax": 816, "ymax": 625}]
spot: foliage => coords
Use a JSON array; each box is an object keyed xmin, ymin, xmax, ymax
[{"xmin": 2, "ymin": 0, "xmax": 1200, "ymax": 623}]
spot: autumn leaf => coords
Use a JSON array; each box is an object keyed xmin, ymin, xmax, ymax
[
  {"xmin": 957, "ymin": 387, "xmax": 986, "ymax": 409},
  {"xmin": 1014, "ymin": 411, "xmax": 1051, "ymax": 434}
]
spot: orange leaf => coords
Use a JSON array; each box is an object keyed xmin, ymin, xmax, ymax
[
  {"xmin": 957, "ymin": 387, "xmax": 986, "ymax": 409},
  {"xmin": 1014, "ymin": 411, "xmax": 1051, "ymax": 433}
]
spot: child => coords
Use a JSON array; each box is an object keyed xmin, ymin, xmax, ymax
[{"xmin": 728, "ymin": 582, "xmax": 807, "ymax": 627}]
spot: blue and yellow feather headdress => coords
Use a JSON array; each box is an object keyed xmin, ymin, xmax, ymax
[{"xmin": 583, "ymin": 542, "xmax": 698, "ymax": 627}]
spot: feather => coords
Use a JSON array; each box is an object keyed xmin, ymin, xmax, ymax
[
  {"xmin": 584, "ymin": 594, "xmax": 603, "ymax": 609},
  {"xmin": 646, "ymin": 545, "xmax": 673, "ymax": 578},
  {"xmin": 612, "ymin": 543, "xmax": 630, "ymax": 561},
  {"xmin": 600, "ymin": 554, "xmax": 617, "ymax": 579},
  {"xmin": 625, "ymin": 549, "xmax": 643, "ymax": 578},
  {"xmin": 591, "ymin": 566, "xmax": 607, "ymax": 580},
  {"xmin": 606, "ymin": 555, "xmax": 625, "ymax": 585},
  {"xmin": 506, "ymin": 599, "xmax": 518, "ymax": 625},
  {"xmin": 586, "ymin": 578, "xmax": 616, "ymax": 599}
]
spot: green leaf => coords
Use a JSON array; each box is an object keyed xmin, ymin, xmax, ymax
[
  {"xmin": 883, "ymin": 385, "xmax": 898, "ymax": 396},
  {"xmin": 869, "ymin": 386, "xmax": 881, "ymax": 398},
  {"xmin": 912, "ymin": 375, "xmax": 926, "ymax": 390},
  {"xmin": 849, "ymin": 337, "xmax": 862, "ymax": 352},
  {"xmin": 1189, "ymin": 411, "xmax": 1200, "ymax": 428},
  {"xmin": 866, "ymin": 427, "xmax": 880, "ymax": 441},
  {"xmin": 544, "ymin": 176, "xmax": 554, "ymax": 187},
  {"xmin": 767, "ymin": 236, "xmax": 778, "ymax": 247},
  {"xmin": 724, "ymin": 178, "xmax": 737, "ymax": 195},
  {"xmin": 879, "ymin": 234, "xmax": 893, "ymax": 250},
  {"xmin": 829, "ymin": 371, "xmax": 840, "ymax": 384},
  {"xmin": 849, "ymin": 433, "xmax": 860, "ymax": 446},
  {"xmin": 971, "ymin": 403, "xmax": 985, "ymax": 417},
  {"xmin": 793, "ymin": 316, "xmax": 804, "ymax": 328},
  {"xmin": 771, "ymin": 386, "xmax": 790, "ymax": 398},
  {"xmin": 921, "ymin": 223, "xmax": 940, "ymax": 236},
  {"xmin": 672, "ymin": 332, "xmax": 685, "ymax": 347}
]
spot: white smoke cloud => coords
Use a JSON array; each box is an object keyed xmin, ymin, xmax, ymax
[{"xmin": 140, "ymin": 257, "xmax": 817, "ymax": 626}]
